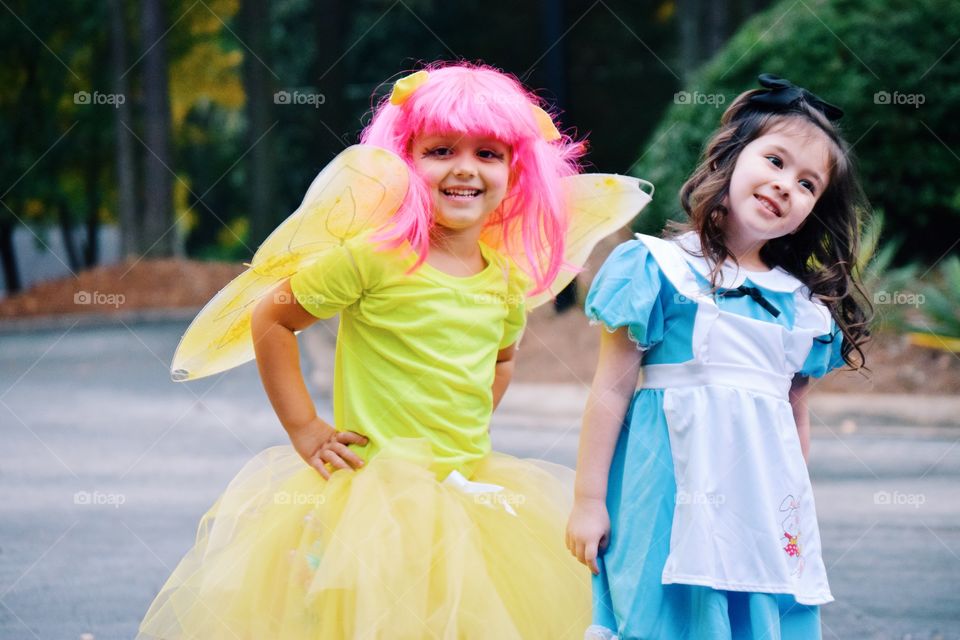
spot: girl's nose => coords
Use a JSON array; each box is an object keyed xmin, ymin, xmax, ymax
[
  {"xmin": 452, "ymin": 157, "xmax": 478, "ymax": 178},
  {"xmin": 772, "ymin": 181, "xmax": 790, "ymax": 199}
]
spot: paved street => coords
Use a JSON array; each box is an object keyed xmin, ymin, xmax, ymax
[{"xmin": 1, "ymin": 319, "xmax": 958, "ymax": 639}]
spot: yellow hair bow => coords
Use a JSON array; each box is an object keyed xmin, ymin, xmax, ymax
[
  {"xmin": 389, "ymin": 70, "xmax": 430, "ymax": 105},
  {"xmin": 529, "ymin": 104, "xmax": 562, "ymax": 142}
]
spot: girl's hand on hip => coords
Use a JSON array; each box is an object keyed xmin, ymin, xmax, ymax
[
  {"xmin": 566, "ymin": 497, "xmax": 610, "ymax": 575},
  {"xmin": 289, "ymin": 417, "xmax": 368, "ymax": 479}
]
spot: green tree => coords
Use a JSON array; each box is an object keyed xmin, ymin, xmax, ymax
[
  {"xmin": 0, "ymin": 1, "xmax": 101, "ymax": 290},
  {"xmin": 631, "ymin": 0, "xmax": 960, "ymax": 263}
]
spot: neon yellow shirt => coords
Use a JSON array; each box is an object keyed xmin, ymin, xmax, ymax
[{"xmin": 289, "ymin": 234, "xmax": 528, "ymax": 477}]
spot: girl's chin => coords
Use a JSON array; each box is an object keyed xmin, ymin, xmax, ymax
[
  {"xmin": 731, "ymin": 212, "xmax": 787, "ymax": 234},
  {"xmin": 434, "ymin": 211, "xmax": 492, "ymax": 231}
]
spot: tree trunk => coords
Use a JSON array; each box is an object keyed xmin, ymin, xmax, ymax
[
  {"xmin": 678, "ymin": 0, "xmax": 701, "ymax": 82},
  {"xmin": 140, "ymin": 0, "xmax": 176, "ymax": 257},
  {"xmin": 0, "ymin": 221, "xmax": 21, "ymax": 294},
  {"xmin": 539, "ymin": 0, "xmax": 577, "ymax": 313},
  {"xmin": 708, "ymin": 0, "xmax": 730, "ymax": 58},
  {"xmin": 58, "ymin": 200, "xmax": 81, "ymax": 272},
  {"xmin": 84, "ymin": 159, "xmax": 100, "ymax": 268},
  {"xmin": 312, "ymin": 0, "xmax": 347, "ymax": 151},
  {"xmin": 109, "ymin": 0, "xmax": 138, "ymax": 258},
  {"xmin": 240, "ymin": 0, "xmax": 276, "ymax": 247}
]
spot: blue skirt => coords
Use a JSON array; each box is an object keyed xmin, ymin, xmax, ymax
[{"xmin": 590, "ymin": 390, "xmax": 821, "ymax": 640}]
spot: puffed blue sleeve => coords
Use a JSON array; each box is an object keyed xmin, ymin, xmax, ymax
[
  {"xmin": 799, "ymin": 321, "xmax": 846, "ymax": 378},
  {"xmin": 585, "ymin": 239, "xmax": 665, "ymax": 350}
]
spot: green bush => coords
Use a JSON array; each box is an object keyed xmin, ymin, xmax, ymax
[
  {"xmin": 912, "ymin": 255, "xmax": 960, "ymax": 341},
  {"xmin": 632, "ymin": 0, "xmax": 960, "ymax": 263},
  {"xmin": 860, "ymin": 213, "xmax": 920, "ymax": 332}
]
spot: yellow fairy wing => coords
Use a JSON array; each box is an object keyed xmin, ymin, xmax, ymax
[
  {"xmin": 171, "ymin": 145, "xmax": 409, "ymax": 381},
  {"xmin": 482, "ymin": 174, "xmax": 653, "ymax": 310}
]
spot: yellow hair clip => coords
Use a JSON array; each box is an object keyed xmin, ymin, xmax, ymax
[
  {"xmin": 390, "ymin": 70, "xmax": 430, "ymax": 106},
  {"xmin": 530, "ymin": 104, "xmax": 562, "ymax": 142}
]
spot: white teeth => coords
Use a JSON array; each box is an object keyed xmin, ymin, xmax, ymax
[
  {"xmin": 756, "ymin": 195, "xmax": 780, "ymax": 217},
  {"xmin": 442, "ymin": 188, "xmax": 481, "ymax": 197}
]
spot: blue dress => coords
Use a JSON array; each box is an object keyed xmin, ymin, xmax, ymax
[{"xmin": 585, "ymin": 233, "xmax": 845, "ymax": 640}]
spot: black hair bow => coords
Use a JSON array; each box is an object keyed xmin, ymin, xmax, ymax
[{"xmin": 748, "ymin": 73, "xmax": 844, "ymax": 122}]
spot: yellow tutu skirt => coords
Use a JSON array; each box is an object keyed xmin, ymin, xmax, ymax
[{"xmin": 137, "ymin": 439, "xmax": 591, "ymax": 639}]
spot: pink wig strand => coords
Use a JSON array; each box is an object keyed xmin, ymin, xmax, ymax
[{"xmin": 360, "ymin": 62, "xmax": 584, "ymax": 294}]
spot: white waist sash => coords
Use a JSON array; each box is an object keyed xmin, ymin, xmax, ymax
[{"xmin": 639, "ymin": 362, "xmax": 791, "ymax": 400}]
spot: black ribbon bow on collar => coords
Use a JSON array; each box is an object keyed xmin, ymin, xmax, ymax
[
  {"xmin": 748, "ymin": 73, "xmax": 844, "ymax": 122},
  {"xmin": 716, "ymin": 285, "xmax": 781, "ymax": 318}
]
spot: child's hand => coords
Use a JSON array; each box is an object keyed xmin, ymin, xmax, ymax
[
  {"xmin": 566, "ymin": 497, "xmax": 610, "ymax": 575},
  {"xmin": 289, "ymin": 417, "xmax": 369, "ymax": 479}
]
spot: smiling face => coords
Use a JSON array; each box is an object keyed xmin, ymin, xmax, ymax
[
  {"xmin": 410, "ymin": 133, "xmax": 512, "ymax": 235},
  {"xmin": 724, "ymin": 120, "xmax": 834, "ymax": 257}
]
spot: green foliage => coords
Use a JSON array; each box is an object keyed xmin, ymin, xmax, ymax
[
  {"xmin": 631, "ymin": 0, "xmax": 960, "ymax": 263},
  {"xmin": 912, "ymin": 256, "xmax": 960, "ymax": 340},
  {"xmin": 0, "ymin": 1, "xmax": 105, "ymax": 226},
  {"xmin": 859, "ymin": 213, "xmax": 959, "ymax": 341},
  {"xmin": 195, "ymin": 215, "xmax": 251, "ymax": 262},
  {"xmin": 860, "ymin": 213, "xmax": 920, "ymax": 332}
]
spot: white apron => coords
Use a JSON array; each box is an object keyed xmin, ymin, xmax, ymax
[{"xmin": 637, "ymin": 233, "xmax": 834, "ymax": 606}]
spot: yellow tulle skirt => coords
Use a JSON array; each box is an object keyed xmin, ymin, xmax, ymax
[{"xmin": 137, "ymin": 439, "xmax": 591, "ymax": 639}]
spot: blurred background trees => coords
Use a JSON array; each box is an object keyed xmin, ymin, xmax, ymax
[
  {"xmin": 1, "ymin": 0, "xmax": 778, "ymax": 293},
  {"xmin": 2, "ymin": 0, "xmax": 956, "ymax": 330}
]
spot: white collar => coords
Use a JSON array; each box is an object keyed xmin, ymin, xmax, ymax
[{"xmin": 672, "ymin": 232, "xmax": 804, "ymax": 293}]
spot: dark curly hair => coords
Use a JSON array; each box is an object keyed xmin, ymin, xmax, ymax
[{"xmin": 671, "ymin": 89, "xmax": 872, "ymax": 370}]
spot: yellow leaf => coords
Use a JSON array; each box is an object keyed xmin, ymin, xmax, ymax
[
  {"xmin": 169, "ymin": 42, "xmax": 244, "ymax": 130},
  {"xmin": 908, "ymin": 332, "xmax": 960, "ymax": 353}
]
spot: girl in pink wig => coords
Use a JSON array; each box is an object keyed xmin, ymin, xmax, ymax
[
  {"xmin": 361, "ymin": 63, "xmax": 583, "ymax": 291},
  {"xmin": 138, "ymin": 62, "xmax": 600, "ymax": 639}
]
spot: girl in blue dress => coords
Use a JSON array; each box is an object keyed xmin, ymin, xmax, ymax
[{"xmin": 566, "ymin": 74, "xmax": 871, "ymax": 639}]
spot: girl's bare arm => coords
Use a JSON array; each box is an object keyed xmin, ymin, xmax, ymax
[
  {"xmin": 566, "ymin": 326, "xmax": 642, "ymax": 574},
  {"xmin": 251, "ymin": 279, "xmax": 367, "ymax": 478}
]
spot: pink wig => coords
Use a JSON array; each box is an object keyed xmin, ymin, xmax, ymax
[{"xmin": 360, "ymin": 62, "xmax": 584, "ymax": 294}]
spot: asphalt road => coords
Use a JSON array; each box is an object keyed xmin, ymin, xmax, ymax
[{"xmin": 1, "ymin": 319, "xmax": 958, "ymax": 639}]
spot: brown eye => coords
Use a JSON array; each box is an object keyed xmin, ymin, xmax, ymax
[{"xmin": 478, "ymin": 149, "xmax": 505, "ymax": 160}]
